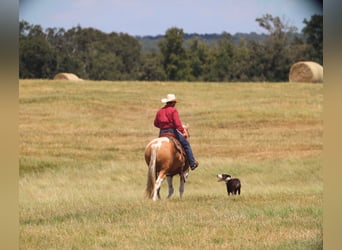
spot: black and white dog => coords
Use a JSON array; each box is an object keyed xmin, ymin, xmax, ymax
[{"xmin": 217, "ymin": 174, "xmax": 241, "ymax": 196}]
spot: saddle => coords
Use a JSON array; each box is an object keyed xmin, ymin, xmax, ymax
[{"xmin": 159, "ymin": 132, "xmax": 186, "ymax": 159}]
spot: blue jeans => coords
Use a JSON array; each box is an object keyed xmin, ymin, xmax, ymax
[{"xmin": 159, "ymin": 128, "xmax": 196, "ymax": 167}]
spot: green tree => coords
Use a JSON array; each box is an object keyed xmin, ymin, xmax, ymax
[
  {"xmin": 231, "ymin": 38, "xmax": 251, "ymax": 81},
  {"xmin": 50, "ymin": 25, "xmax": 90, "ymax": 79},
  {"xmin": 111, "ymin": 33, "xmax": 142, "ymax": 80},
  {"xmin": 59, "ymin": 27, "xmax": 141, "ymax": 80},
  {"xmin": 249, "ymin": 40, "xmax": 267, "ymax": 81},
  {"xmin": 187, "ymin": 37, "xmax": 208, "ymax": 81},
  {"xmin": 159, "ymin": 27, "xmax": 190, "ymax": 81},
  {"xmin": 255, "ymin": 14, "xmax": 297, "ymax": 81},
  {"xmin": 139, "ymin": 52, "xmax": 166, "ymax": 81},
  {"xmin": 302, "ymin": 15, "xmax": 323, "ymax": 65},
  {"xmin": 19, "ymin": 22, "xmax": 57, "ymax": 78},
  {"xmin": 202, "ymin": 48, "xmax": 218, "ymax": 82},
  {"xmin": 286, "ymin": 35, "xmax": 312, "ymax": 65},
  {"xmin": 207, "ymin": 32, "xmax": 234, "ymax": 81}
]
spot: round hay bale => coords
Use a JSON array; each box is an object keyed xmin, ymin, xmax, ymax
[
  {"xmin": 53, "ymin": 73, "xmax": 82, "ymax": 81},
  {"xmin": 289, "ymin": 61, "xmax": 323, "ymax": 83}
]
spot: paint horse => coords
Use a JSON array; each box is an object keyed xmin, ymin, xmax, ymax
[{"xmin": 144, "ymin": 126, "xmax": 190, "ymax": 201}]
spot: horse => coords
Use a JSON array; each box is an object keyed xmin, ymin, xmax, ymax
[{"xmin": 144, "ymin": 126, "xmax": 190, "ymax": 201}]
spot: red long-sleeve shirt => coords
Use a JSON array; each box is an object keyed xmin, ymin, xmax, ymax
[{"xmin": 154, "ymin": 104, "xmax": 185, "ymax": 133}]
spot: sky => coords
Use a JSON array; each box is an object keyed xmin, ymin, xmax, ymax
[{"xmin": 19, "ymin": 0, "xmax": 322, "ymax": 36}]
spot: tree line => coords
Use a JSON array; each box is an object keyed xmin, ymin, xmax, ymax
[{"xmin": 19, "ymin": 14, "xmax": 322, "ymax": 82}]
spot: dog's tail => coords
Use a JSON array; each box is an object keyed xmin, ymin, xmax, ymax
[{"xmin": 145, "ymin": 144, "xmax": 157, "ymax": 199}]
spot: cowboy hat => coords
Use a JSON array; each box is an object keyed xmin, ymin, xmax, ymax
[{"xmin": 161, "ymin": 93, "xmax": 177, "ymax": 103}]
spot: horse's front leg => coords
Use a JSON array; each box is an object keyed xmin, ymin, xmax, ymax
[{"xmin": 166, "ymin": 175, "xmax": 174, "ymax": 199}]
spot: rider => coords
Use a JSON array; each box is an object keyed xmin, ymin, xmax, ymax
[{"xmin": 154, "ymin": 93, "xmax": 199, "ymax": 171}]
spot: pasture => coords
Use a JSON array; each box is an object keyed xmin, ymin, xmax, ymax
[{"xmin": 19, "ymin": 80, "xmax": 323, "ymax": 249}]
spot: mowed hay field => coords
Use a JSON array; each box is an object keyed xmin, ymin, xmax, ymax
[{"xmin": 19, "ymin": 80, "xmax": 323, "ymax": 249}]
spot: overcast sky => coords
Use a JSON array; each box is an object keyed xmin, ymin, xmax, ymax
[{"xmin": 19, "ymin": 0, "xmax": 322, "ymax": 36}]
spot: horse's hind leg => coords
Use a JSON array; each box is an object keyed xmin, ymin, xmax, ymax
[
  {"xmin": 153, "ymin": 176, "xmax": 164, "ymax": 201},
  {"xmin": 157, "ymin": 188, "xmax": 161, "ymax": 199},
  {"xmin": 166, "ymin": 176, "xmax": 174, "ymax": 199},
  {"xmin": 179, "ymin": 169, "xmax": 189, "ymax": 198}
]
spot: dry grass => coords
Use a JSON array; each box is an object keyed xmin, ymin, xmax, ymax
[{"xmin": 19, "ymin": 80, "xmax": 323, "ymax": 249}]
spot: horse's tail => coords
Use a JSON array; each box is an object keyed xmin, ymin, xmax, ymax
[{"xmin": 145, "ymin": 144, "xmax": 157, "ymax": 199}]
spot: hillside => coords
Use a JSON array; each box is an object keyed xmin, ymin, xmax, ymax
[{"xmin": 136, "ymin": 32, "xmax": 300, "ymax": 52}]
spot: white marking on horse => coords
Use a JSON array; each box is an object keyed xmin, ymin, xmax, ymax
[{"xmin": 146, "ymin": 137, "xmax": 170, "ymax": 150}]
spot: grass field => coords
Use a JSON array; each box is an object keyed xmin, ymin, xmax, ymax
[{"xmin": 19, "ymin": 80, "xmax": 323, "ymax": 249}]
